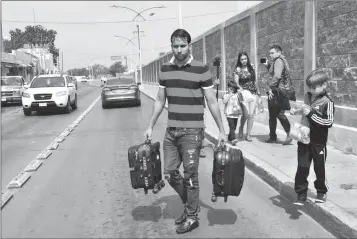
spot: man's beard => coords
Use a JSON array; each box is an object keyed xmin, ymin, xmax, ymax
[{"xmin": 175, "ymin": 53, "xmax": 188, "ymax": 61}]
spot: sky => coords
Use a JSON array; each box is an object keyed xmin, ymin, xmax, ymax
[{"xmin": 2, "ymin": 1, "xmax": 261, "ymax": 71}]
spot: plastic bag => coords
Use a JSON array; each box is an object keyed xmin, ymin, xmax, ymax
[{"xmin": 290, "ymin": 123, "xmax": 310, "ymax": 144}]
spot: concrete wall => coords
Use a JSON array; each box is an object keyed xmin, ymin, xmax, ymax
[
  {"xmin": 141, "ymin": 0, "xmax": 357, "ymax": 155},
  {"xmin": 256, "ymin": 1, "xmax": 306, "ymax": 99},
  {"xmin": 191, "ymin": 38, "xmax": 204, "ymax": 62},
  {"xmin": 225, "ymin": 16, "xmax": 251, "ymax": 84},
  {"xmin": 316, "ymin": 1, "xmax": 357, "ymax": 107}
]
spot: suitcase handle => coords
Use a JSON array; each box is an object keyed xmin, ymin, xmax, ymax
[{"xmin": 216, "ymin": 170, "xmax": 225, "ymax": 187}]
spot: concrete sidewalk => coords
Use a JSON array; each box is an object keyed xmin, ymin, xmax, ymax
[{"xmin": 140, "ymin": 83, "xmax": 357, "ymax": 239}]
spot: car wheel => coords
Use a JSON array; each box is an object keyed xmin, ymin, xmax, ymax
[
  {"xmin": 71, "ymin": 94, "xmax": 78, "ymax": 110},
  {"xmin": 102, "ymin": 101, "xmax": 108, "ymax": 109},
  {"xmin": 137, "ymin": 100, "xmax": 141, "ymax": 106},
  {"xmin": 23, "ymin": 107, "xmax": 32, "ymax": 116},
  {"xmin": 64, "ymin": 97, "xmax": 71, "ymax": 114}
]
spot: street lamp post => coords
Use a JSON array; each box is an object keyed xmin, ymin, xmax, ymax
[
  {"xmin": 110, "ymin": 4, "xmax": 165, "ymax": 86},
  {"xmin": 178, "ymin": 1, "xmax": 183, "ymax": 28},
  {"xmin": 136, "ymin": 24, "xmax": 142, "ymax": 85},
  {"xmin": 114, "ymin": 35, "xmax": 140, "ymax": 82}
]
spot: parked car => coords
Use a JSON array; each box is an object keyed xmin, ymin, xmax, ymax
[
  {"xmin": 101, "ymin": 76, "xmax": 141, "ymax": 109},
  {"xmin": 75, "ymin": 76, "xmax": 87, "ymax": 83},
  {"xmin": 1, "ymin": 76, "xmax": 26, "ymax": 106},
  {"xmin": 22, "ymin": 74, "xmax": 77, "ymax": 116}
]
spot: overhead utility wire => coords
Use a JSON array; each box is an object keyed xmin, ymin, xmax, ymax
[{"xmin": 3, "ymin": 10, "xmax": 239, "ymax": 24}]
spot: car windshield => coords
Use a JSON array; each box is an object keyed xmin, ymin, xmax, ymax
[
  {"xmin": 30, "ymin": 77, "xmax": 66, "ymax": 88},
  {"xmin": 1, "ymin": 77, "xmax": 22, "ymax": 86},
  {"xmin": 106, "ymin": 78, "xmax": 134, "ymax": 85}
]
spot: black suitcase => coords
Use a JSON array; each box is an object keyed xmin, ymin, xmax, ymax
[
  {"xmin": 211, "ymin": 142, "xmax": 245, "ymax": 202},
  {"xmin": 128, "ymin": 140, "xmax": 165, "ymax": 194}
]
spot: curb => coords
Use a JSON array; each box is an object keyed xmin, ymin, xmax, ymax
[{"xmin": 140, "ymin": 89, "xmax": 357, "ymax": 239}]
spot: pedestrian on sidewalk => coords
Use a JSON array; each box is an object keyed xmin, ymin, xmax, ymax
[
  {"xmin": 144, "ymin": 29, "xmax": 227, "ymax": 234},
  {"xmin": 222, "ymin": 80, "xmax": 242, "ymax": 145},
  {"xmin": 233, "ymin": 51, "xmax": 261, "ymax": 141},
  {"xmin": 293, "ymin": 69, "xmax": 335, "ymax": 205},
  {"xmin": 261, "ymin": 45, "xmax": 293, "ymax": 145}
]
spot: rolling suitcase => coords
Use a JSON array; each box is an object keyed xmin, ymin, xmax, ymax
[
  {"xmin": 211, "ymin": 142, "xmax": 245, "ymax": 202},
  {"xmin": 128, "ymin": 139, "xmax": 165, "ymax": 194}
]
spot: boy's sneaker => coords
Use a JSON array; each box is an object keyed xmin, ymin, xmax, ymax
[
  {"xmin": 293, "ymin": 192, "xmax": 307, "ymax": 206},
  {"xmin": 176, "ymin": 218, "xmax": 199, "ymax": 234},
  {"xmin": 315, "ymin": 193, "xmax": 327, "ymax": 203}
]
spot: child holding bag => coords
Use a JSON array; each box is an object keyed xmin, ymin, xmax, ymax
[{"xmin": 223, "ymin": 80, "xmax": 242, "ymax": 145}]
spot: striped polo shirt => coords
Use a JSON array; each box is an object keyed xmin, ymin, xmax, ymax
[{"xmin": 159, "ymin": 55, "xmax": 213, "ymax": 128}]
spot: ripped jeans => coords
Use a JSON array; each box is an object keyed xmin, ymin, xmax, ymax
[{"xmin": 163, "ymin": 127, "xmax": 204, "ymax": 219}]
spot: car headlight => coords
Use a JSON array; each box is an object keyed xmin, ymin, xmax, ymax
[
  {"xmin": 56, "ymin": 91, "xmax": 68, "ymax": 96},
  {"xmin": 22, "ymin": 92, "xmax": 31, "ymax": 98}
]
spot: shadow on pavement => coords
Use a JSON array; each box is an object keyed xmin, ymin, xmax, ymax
[
  {"xmin": 200, "ymin": 200, "xmax": 238, "ymax": 226},
  {"xmin": 132, "ymin": 195, "xmax": 238, "ymax": 226},
  {"xmin": 250, "ymin": 134, "xmax": 285, "ymax": 144},
  {"xmin": 102, "ymin": 104, "xmax": 138, "ymax": 109},
  {"xmin": 132, "ymin": 195, "xmax": 183, "ymax": 222},
  {"xmin": 269, "ymin": 182, "xmax": 303, "ymax": 220},
  {"xmin": 131, "ymin": 205, "xmax": 163, "ymax": 222},
  {"xmin": 269, "ymin": 195, "xmax": 302, "ymax": 220}
]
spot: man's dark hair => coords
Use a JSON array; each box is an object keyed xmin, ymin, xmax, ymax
[
  {"xmin": 170, "ymin": 29, "xmax": 191, "ymax": 44},
  {"xmin": 270, "ymin": 44, "xmax": 282, "ymax": 53}
]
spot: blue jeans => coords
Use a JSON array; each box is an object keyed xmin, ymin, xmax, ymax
[{"xmin": 163, "ymin": 127, "xmax": 204, "ymax": 219}]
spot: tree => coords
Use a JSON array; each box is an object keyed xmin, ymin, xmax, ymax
[
  {"xmin": 92, "ymin": 64, "xmax": 109, "ymax": 78},
  {"xmin": 3, "ymin": 25, "xmax": 59, "ymax": 64},
  {"xmin": 66, "ymin": 68, "xmax": 89, "ymax": 77},
  {"xmin": 109, "ymin": 61, "xmax": 127, "ymax": 76}
]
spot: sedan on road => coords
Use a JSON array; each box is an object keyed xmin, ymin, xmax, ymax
[
  {"xmin": 101, "ymin": 77, "xmax": 141, "ymax": 109},
  {"xmin": 1, "ymin": 76, "xmax": 26, "ymax": 106}
]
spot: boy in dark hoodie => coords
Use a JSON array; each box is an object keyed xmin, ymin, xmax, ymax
[{"xmin": 293, "ymin": 69, "xmax": 335, "ymax": 205}]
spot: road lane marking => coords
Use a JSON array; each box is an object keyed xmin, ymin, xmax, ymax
[
  {"xmin": 24, "ymin": 160, "xmax": 43, "ymax": 172},
  {"xmin": 55, "ymin": 135, "xmax": 66, "ymax": 143},
  {"xmin": 47, "ymin": 142, "xmax": 59, "ymax": 150},
  {"xmin": 7, "ymin": 172, "xmax": 32, "ymax": 189},
  {"xmin": 2, "ymin": 95, "xmax": 101, "ymax": 210},
  {"xmin": 1, "ymin": 191, "xmax": 13, "ymax": 209},
  {"xmin": 36, "ymin": 150, "xmax": 52, "ymax": 160}
]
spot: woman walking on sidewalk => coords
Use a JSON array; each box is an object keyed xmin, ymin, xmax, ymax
[{"xmin": 233, "ymin": 52, "xmax": 261, "ymax": 141}]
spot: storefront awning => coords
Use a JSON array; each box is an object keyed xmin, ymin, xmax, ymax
[{"xmin": 1, "ymin": 62, "xmax": 19, "ymax": 68}]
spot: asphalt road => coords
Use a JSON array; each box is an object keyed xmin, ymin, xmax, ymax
[
  {"xmin": 2, "ymin": 92, "xmax": 334, "ymax": 238},
  {"xmin": 1, "ymin": 83, "xmax": 102, "ymax": 190}
]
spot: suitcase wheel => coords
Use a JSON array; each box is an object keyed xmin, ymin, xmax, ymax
[
  {"xmin": 153, "ymin": 180, "xmax": 165, "ymax": 194},
  {"xmin": 211, "ymin": 194, "xmax": 217, "ymax": 203},
  {"xmin": 224, "ymin": 196, "xmax": 228, "ymax": 202}
]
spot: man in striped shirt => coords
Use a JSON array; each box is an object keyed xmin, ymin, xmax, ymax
[{"xmin": 145, "ymin": 29, "xmax": 227, "ymax": 234}]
